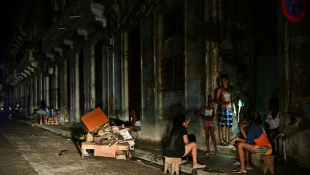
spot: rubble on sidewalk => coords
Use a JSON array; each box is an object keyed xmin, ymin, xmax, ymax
[{"xmin": 79, "ymin": 107, "xmax": 134, "ymax": 160}]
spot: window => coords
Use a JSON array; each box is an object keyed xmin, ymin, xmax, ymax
[
  {"xmin": 163, "ymin": 6, "xmax": 183, "ymax": 38},
  {"xmin": 161, "ymin": 55, "xmax": 184, "ymax": 91}
]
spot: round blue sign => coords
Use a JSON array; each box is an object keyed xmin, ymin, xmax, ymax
[{"xmin": 282, "ymin": 0, "xmax": 306, "ymax": 22}]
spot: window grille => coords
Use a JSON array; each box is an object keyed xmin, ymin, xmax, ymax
[{"xmin": 161, "ymin": 55, "xmax": 184, "ymax": 91}]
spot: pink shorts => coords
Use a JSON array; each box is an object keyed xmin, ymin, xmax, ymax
[{"xmin": 204, "ymin": 121, "xmax": 213, "ymax": 127}]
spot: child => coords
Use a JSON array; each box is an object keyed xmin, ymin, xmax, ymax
[{"xmin": 195, "ymin": 95, "xmax": 218, "ymax": 155}]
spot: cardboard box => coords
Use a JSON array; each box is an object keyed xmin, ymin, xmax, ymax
[{"xmin": 81, "ymin": 107, "xmax": 109, "ymax": 132}]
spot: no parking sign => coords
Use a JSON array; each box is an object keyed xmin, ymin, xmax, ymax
[{"xmin": 282, "ymin": 0, "xmax": 307, "ymax": 22}]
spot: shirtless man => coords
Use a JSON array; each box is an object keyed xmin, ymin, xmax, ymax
[{"xmin": 215, "ymin": 74, "xmax": 236, "ymax": 146}]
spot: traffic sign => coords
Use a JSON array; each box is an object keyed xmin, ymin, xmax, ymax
[{"xmin": 281, "ymin": 0, "xmax": 306, "ymax": 23}]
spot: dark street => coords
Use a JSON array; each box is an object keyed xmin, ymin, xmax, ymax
[{"xmin": 0, "ymin": 118, "xmax": 167, "ymax": 175}]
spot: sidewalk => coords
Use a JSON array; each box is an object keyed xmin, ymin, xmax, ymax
[{"xmin": 14, "ymin": 117, "xmax": 305, "ymax": 175}]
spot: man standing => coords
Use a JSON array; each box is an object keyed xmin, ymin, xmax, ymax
[
  {"xmin": 236, "ymin": 69, "xmax": 249, "ymax": 122},
  {"xmin": 215, "ymin": 74, "xmax": 236, "ymax": 146}
]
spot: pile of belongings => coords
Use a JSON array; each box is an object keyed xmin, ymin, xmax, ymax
[
  {"xmin": 79, "ymin": 107, "xmax": 135, "ymax": 159},
  {"xmin": 87, "ymin": 124, "xmax": 135, "ymax": 150}
]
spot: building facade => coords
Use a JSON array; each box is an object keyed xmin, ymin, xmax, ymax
[{"xmin": 2, "ymin": 0, "xmax": 310, "ymax": 167}]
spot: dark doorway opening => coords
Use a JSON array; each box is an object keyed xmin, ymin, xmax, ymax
[
  {"xmin": 95, "ymin": 42, "xmax": 103, "ymax": 109},
  {"xmin": 127, "ymin": 25, "xmax": 141, "ymax": 121}
]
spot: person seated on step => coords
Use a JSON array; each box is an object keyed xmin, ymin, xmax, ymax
[
  {"xmin": 229, "ymin": 115, "xmax": 272, "ymax": 174},
  {"xmin": 54, "ymin": 109, "xmax": 60, "ymax": 125},
  {"xmin": 165, "ymin": 114, "xmax": 206, "ymax": 169},
  {"xmin": 231, "ymin": 111, "xmax": 262, "ymax": 165},
  {"xmin": 265, "ymin": 98, "xmax": 280, "ymax": 153},
  {"xmin": 127, "ymin": 110, "xmax": 140, "ymax": 134}
]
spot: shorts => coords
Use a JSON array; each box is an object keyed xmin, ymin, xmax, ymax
[
  {"xmin": 39, "ymin": 109, "xmax": 47, "ymax": 115},
  {"xmin": 165, "ymin": 147, "xmax": 185, "ymax": 158},
  {"xmin": 255, "ymin": 145, "xmax": 272, "ymax": 155},
  {"xmin": 204, "ymin": 121, "xmax": 213, "ymax": 127},
  {"xmin": 218, "ymin": 108, "xmax": 233, "ymax": 127}
]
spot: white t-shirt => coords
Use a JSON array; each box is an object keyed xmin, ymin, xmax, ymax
[
  {"xmin": 265, "ymin": 111, "xmax": 280, "ymax": 129},
  {"xmin": 130, "ymin": 116, "xmax": 140, "ymax": 126}
]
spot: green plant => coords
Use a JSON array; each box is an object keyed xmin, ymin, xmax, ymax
[
  {"xmin": 77, "ymin": 134, "xmax": 87, "ymax": 141},
  {"xmin": 90, "ymin": 124, "xmax": 109, "ymax": 134}
]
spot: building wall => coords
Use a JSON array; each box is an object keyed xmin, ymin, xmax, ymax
[
  {"xmin": 281, "ymin": 4, "xmax": 310, "ymax": 166},
  {"xmin": 139, "ymin": 0, "xmax": 242, "ymax": 147}
]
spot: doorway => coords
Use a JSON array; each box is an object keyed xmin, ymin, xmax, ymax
[{"xmin": 127, "ymin": 25, "xmax": 141, "ymax": 121}]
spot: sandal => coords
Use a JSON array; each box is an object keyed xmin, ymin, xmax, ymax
[
  {"xmin": 232, "ymin": 170, "xmax": 247, "ymax": 174},
  {"xmin": 246, "ymin": 166, "xmax": 253, "ymax": 170},
  {"xmin": 179, "ymin": 160, "xmax": 188, "ymax": 165},
  {"xmin": 192, "ymin": 164, "xmax": 206, "ymax": 169},
  {"xmin": 232, "ymin": 167, "xmax": 240, "ymax": 172},
  {"xmin": 231, "ymin": 157, "xmax": 239, "ymax": 161},
  {"xmin": 232, "ymin": 161, "xmax": 241, "ymax": 165}
]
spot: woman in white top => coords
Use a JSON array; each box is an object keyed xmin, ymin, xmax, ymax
[
  {"xmin": 128, "ymin": 110, "xmax": 140, "ymax": 133},
  {"xmin": 265, "ymin": 98, "xmax": 279, "ymax": 142},
  {"xmin": 195, "ymin": 95, "xmax": 218, "ymax": 155}
]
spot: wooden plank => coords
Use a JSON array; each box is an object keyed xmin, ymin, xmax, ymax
[
  {"xmin": 81, "ymin": 107, "xmax": 109, "ymax": 132},
  {"xmin": 116, "ymin": 143, "xmax": 130, "ymax": 150}
]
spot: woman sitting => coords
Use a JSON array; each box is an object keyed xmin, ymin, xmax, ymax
[
  {"xmin": 165, "ymin": 115, "xmax": 206, "ymax": 169},
  {"xmin": 54, "ymin": 109, "xmax": 60, "ymax": 125},
  {"xmin": 128, "ymin": 110, "xmax": 140, "ymax": 133}
]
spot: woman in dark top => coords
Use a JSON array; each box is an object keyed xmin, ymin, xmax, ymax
[{"xmin": 165, "ymin": 115, "xmax": 206, "ymax": 169}]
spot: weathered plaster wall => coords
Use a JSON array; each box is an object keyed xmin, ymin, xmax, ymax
[
  {"xmin": 140, "ymin": 0, "xmax": 247, "ymax": 147},
  {"xmin": 140, "ymin": 13, "xmax": 156, "ymax": 140},
  {"xmin": 185, "ymin": 0, "xmax": 212, "ymax": 149},
  {"xmin": 282, "ymin": 9, "xmax": 310, "ymax": 166}
]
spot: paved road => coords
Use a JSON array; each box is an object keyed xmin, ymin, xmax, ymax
[{"xmin": 0, "ymin": 118, "xmax": 167, "ymax": 175}]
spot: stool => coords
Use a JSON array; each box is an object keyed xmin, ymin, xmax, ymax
[
  {"xmin": 81, "ymin": 142, "xmax": 95, "ymax": 158},
  {"xmin": 46, "ymin": 117, "xmax": 54, "ymax": 125},
  {"xmin": 164, "ymin": 157, "xmax": 179, "ymax": 175},
  {"xmin": 261, "ymin": 154, "xmax": 276, "ymax": 174}
]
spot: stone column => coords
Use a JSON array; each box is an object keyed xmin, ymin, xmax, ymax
[
  {"xmin": 59, "ymin": 60, "xmax": 65, "ymax": 124},
  {"xmin": 64, "ymin": 59, "xmax": 69, "ymax": 123},
  {"xmin": 69, "ymin": 53, "xmax": 76, "ymax": 124},
  {"xmin": 29, "ymin": 75, "xmax": 33, "ymax": 116},
  {"xmin": 55, "ymin": 63, "xmax": 59, "ymax": 110},
  {"xmin": 75, "ymin": 53, "xmax": 81, "ymax": 123},
  {"xmin": 90, "ymin": 44, "xmax": 96, "ymax": 110},
  {"xmin": 33, "ymin": 72, "xmax": 38, "ymax": 109},
  {"xmin": 38, "ymin": 71, "xmax": 42, "ymax": 102},
  {"xmin": 45, "ymin": 75, "xmax": 50, "ymax": 108}
]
